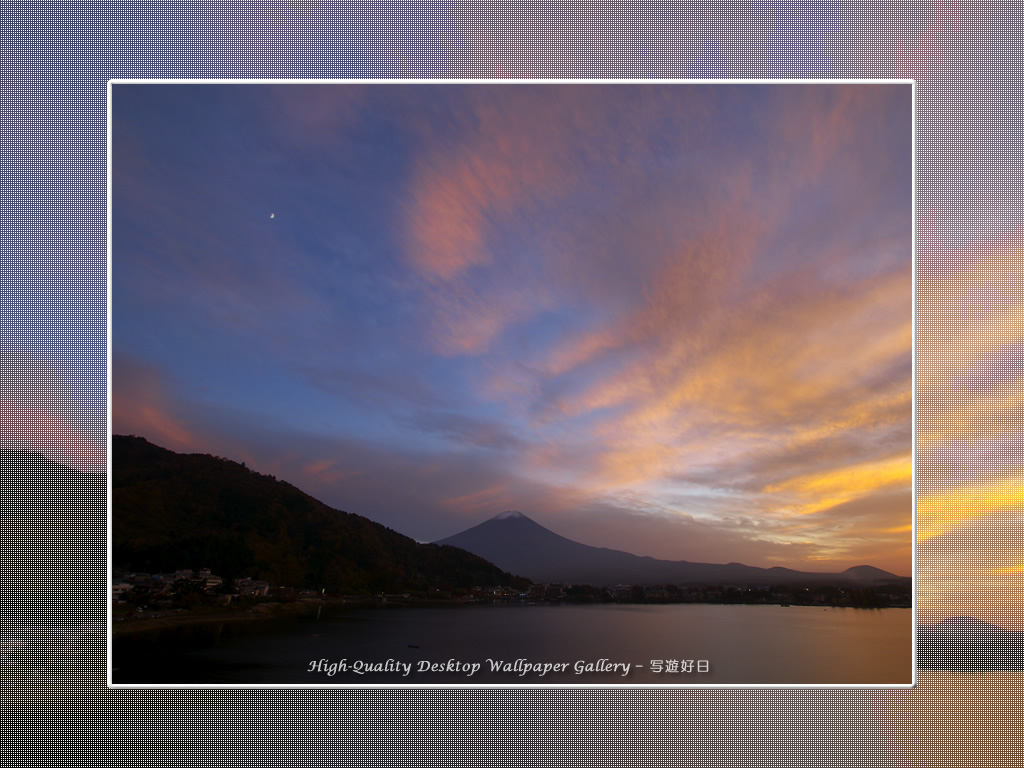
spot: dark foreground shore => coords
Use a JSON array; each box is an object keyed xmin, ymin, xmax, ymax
[
  {"xmin": 110, "ymin": 595, "xmax": 475, "ymax": 637},
  {"xmin": 110, "ymin": 598, "xmax": 352, "ymax": 637}
]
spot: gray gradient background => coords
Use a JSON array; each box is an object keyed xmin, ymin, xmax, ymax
[{"xmin": 4, "ymin": 4, "xmax": 1019, "ymax": 766}]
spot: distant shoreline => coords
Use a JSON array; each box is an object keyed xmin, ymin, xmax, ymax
[{"xmin": 111, "ymin": 596, "xmax": 910, "ymax": 638}]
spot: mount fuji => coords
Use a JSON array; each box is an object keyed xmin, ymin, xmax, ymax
[{"xmin": 436, "ymin": 511, "xmax": 907, "ymax": 587}]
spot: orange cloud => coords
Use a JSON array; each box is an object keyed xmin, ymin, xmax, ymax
[
  {"xmin": 918, "ymin": 508, "xmax": 1024, "ymax": 629},
  {"xmin": 911, "ymin": 232, "xmax": 1024, "ymax": 620},
  {"xmin": 532, "ymin": 251, "xmax": 910, "ymax": 499},
  {"xmin": 761, "ymin": 453, "xmax": 912, "ymax": 517},
  {"xmin": 589, "ymin": 441, "xmax": 678, "ymax": 490},
  {"xmin": 918, "ymin": 478, "xmax": 1024, "ymax": 543}
]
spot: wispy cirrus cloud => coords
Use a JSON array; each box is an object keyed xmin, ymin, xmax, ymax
[{"xmin": 112, "ymin": 83, "xmax": 912, "ymax": 575}]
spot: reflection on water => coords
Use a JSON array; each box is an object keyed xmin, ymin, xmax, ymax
[
  {"xmin": 60, "ymin": 670, "xmax": 1024, "ymax": 766},
  {"xmin": 112, "ymin": 603, "xmax": 912, "ymax": 685},
  {"xmin": 10, "ymin": 630, "xmax": 1022, "ymax": 767}
]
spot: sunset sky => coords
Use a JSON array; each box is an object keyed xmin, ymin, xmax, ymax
[{"xmin": 111, "ymin": 82, "xmax": 913, "ymax": 575}]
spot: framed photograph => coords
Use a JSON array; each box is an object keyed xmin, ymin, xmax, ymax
[{"xmin": 109, "ymin": 80, "xmax": 913, "ymax": 687}]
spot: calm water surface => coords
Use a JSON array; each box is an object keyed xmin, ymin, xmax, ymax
[{"xmin": 112, "ymin": 602, "xmax": 912, "ymax": 685}]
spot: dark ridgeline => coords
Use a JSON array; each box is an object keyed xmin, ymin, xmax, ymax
[
  {"xmin": 112, "ymin": 435, "xmax": 524, "ymax": 594},
  {"xmin": 918, "ymin": 617, "xmax": 1024, "ymax": 672},
  {"xmin": 436, "ymin": 510, "xmax": 911, "ymax": 588},
  {"xmin": 1, "ymin": 448, "xmax": 106, "ymax": 620}
]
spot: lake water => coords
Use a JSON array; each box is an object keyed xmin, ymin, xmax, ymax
[{"xmin": 111, "ymin": 602, "xmax": 913, "ymax": 685}]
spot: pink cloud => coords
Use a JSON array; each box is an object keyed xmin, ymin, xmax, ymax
[
  {"xmin": 0, "ymin": 345, "xmax": 105, "ymax": 473},
  {"xmin": 111, "ymin": 355, "xmax": 197, "ymax": 453}
]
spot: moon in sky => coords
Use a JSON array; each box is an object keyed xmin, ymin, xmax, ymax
[{"xmin": 270, "ymin": 212, "xmax": 275, "ymax": 219}]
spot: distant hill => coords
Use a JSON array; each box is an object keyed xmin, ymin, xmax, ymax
[
  {"xmin": 918, "ymin": 617, "xmax": 1024, "ymax": 672},
  {"xmin": 436, "ymin": 511, "xmax": 909, "ymax": 587},
  {"xmin": 112, "ymin": 435, "xmax": 524, "ymax": 594},
  {"xmin": 0, "ymin": 448, "xmax": 106, "ymax": 619}
]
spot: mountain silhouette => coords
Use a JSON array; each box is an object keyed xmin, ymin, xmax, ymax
[
  {"xmin": 112, "ymin": 435, "xmax": 524, "ymax": 594},
  {"xmin": 1, "ymin": 448, "xmax": 106, "ymax": 619},
  {"xmin": 918, "ymin": 617, "xmax": 1024, "ymax": 672},
  {"xmin": 436, "ymin": 511, "xmax": 908, "ymax": 587}
]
